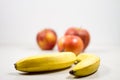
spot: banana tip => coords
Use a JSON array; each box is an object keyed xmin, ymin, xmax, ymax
[
  {"xmin": 69, "ymin": 70, "xmax": 75, "ymax": 75},
  {"xmin": 14, "ymin": 63, "xmax": 17, "ymax": 70}
]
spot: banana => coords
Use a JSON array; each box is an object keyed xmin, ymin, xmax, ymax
[
  {"xmin": 69, "ymin": 53, "xmax": 100, "ymax": 77},
  {"xmin": 14, "ymin": 52, "xmax": 76, "ymax": 72}
]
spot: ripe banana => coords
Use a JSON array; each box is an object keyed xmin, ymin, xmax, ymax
[
  {"xmin": 69, "ymin": 53, "xmax": 100, "ymax": 77},
  {"xmin": 14, "ymin": 52, "xmax": 76, "ymax": 72}
]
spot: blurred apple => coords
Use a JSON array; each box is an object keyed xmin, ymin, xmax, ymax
[
  {"xmin": 57, "ymin": 35, "xmax": 84, "ymax": 55},
  {"xmin": 65, "ymin": 27, "xmax": 90, "ymax": 51},
  {"xmin": 36, "ymin": 28, "xmax": 57, "ymax": 50}
]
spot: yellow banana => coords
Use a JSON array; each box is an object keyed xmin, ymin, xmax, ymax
[
  {"xmin": 69, "ymin": 53, "xmax": 100, "ymax": 77},
  {"xmin": 14, "ymin": 52, "xmax": 76, "ymax": 72}
]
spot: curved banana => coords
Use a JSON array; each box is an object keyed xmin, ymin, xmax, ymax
[
  {"xmin": 69, "ymin": 53, "xmax": 100, "ymax": 77},
  {"xmin": 14, "ymin": 52, "xmax": 76, "ymax": 72}
]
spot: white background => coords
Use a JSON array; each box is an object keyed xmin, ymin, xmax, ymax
[
  {"xmin": 0, "ymin": 0, "xmax": 120, "ymax": 80},
  {"xmin": 0, "ymin": 0, "xmax": 120, "ymax": 46}
]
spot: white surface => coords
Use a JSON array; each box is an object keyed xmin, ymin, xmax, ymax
[{"xmin": 0, "ymin": 44, "xmax": 120, "ymax": 80}]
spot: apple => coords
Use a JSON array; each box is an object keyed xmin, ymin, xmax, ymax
[
  {"xmin": 57, "ymin": 35, "xmax": 84, "ymax": 55},
  {"xmin": 65, "ymin": 27, "xmax": 90, "ymax": 51},
  {"xmin": 36, "ymin": 28, "xmax": 57, "ymax": 50}
]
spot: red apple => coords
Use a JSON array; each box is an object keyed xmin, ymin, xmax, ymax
[
  {"xmin": 57, "ymin": 35, "xmax": 84, "ymax": 55},
  {"xmin": 65, "ymin": 27, "xmax": 90, "ymax": 51},
  {"xmin": 36, "ymin": 28, "xmax": 57, "ymax": 50}
]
